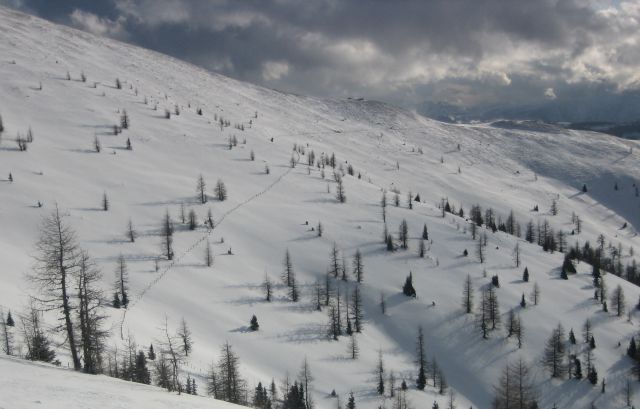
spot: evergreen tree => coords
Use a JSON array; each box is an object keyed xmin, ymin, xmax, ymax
[
  {"xmin": 196, "ymin": 174, "xmax": 207, "ymax": 204},
  {"xmin": 522, "ymin": 267, "xmax": 529, "ymax": 282},
  {"xmin": 148, "ymin": 344, "xmax": 156, "ymax": 360},
  {"xmin": 283, "ymin": 382, "xmax": 305, "ymax": 409},
  {"xmin": 562, "ymin": 255, "xmax": 576, "ymax": 276},
  {"xmin": 487, "ymin": 286, "xmax": 500, "ymax": 330},
  {"xmin": 154, "ymin": 353, "xmax": 172, "ymax": 391},
  {"xmin": 289, "ymin": 274, "xmax": 299, "ymax": 302},
  {"xmin": 161, "ymin": 210, "xmax": 174, "ymax": 260},
  {"xmin": 386, "ymin": 234, "xmax": 395, "ymax": 251},
  {"xmin": 250, "ymin": 315, "xmax": 259, "ymax": 331},
  {"xmin": 588, "ymin": 366, "xmax": 598, "ymax": 385},
  {"xmin": 419, "ymin": 238, "xmax": 426, "ymax": 258},
  {"xmin": 507, "ymin": 309, "xmax": 517, "ymax": 337},
  {"xmin": 352, "ymin": 286, "xmax": 363, "ymax": 332},
  {"xmin": 282, "ymin": 249, "xmax": 295, "ymax": 287},
  {"xmin": 0, "ymin": 309, "xmax": 13, "ymax": 356},
  {"xmin": 416, "ymin": 326, "xmax": 427, "ymax": 390},
  {"xmin": 188, "ymin": 209, "xmax": 197, "ymax": 230},
  {"xmin": 376, "ymin": 350, "xmax": 385, "ymax": 395},
  {"xmin": 341, "ymin": 257, "xmax": 348, "ymax": 281},
  {"xmin": 134, "ymin": 350, "xmax": 151, "ymax": 384},
  {"xmin": 186, "ymin": 375, "xmax": 193, "ymax": 394},
  {"xmin": 628, "ymin": 337, "xmax": 637, "ymax": 359},
  {"xmin": 336, "ymin": 176, "xmax": 346, "ymax": 203},
  {"xmin": 6, "ymin": 311, "xmax": 14, "ymax": 327},
  {"xmin": 112, "ymin": 291, "xmax": 121, "ymax": 309},
  {"xmin": 380, "ymin": 190, "xmax": 388, "ymax": 220},
  {"xmin": 102, "ymin": 192, "xmax": 109, "ymax": 211},
  {"xmin": 215, "ymin": 179, "xmax": 227, "ymax": 201},
  {"xmin": 126, "ymin": 219, "xmax": 136, "ymax": 243},
  {"xmin": 573, "ymin": 356, "xmax": 583, "ymax": 379},
  {"xmin": 205, "ymin": 239, "xmax": 214, "ymax": 267},
  {"xmin": 347, "ymin": 392, "xmax": 355, "ymax": 409},
  {"xmin": 520, "ymin": 293, "xmax": 526, "ymax": 308},
  {"xmin": 253, "ymin": 382, "xmax": 270, "ymax": 409},
  {"xmin": 462, "ymin": 274, "xmax": 474, "ymax": 314},
  {"xmin": 22, "ymin": 302, "xmax": 56, "ymax": 363},
  {"xmin": 569, "ymin": 329, "xmax": 576, "ymax": 344},
  {"xmin": 328, "ymin": 305, "xmax": 340, "ymax": 340},
  {"xmin": 353, "ymin": 249, "xmax": 364, "ymax": 283},
  {"xmin": 399, "ymin": 219, "xmax": 409, "ymax": 250},
  {"xmin": 402, "ymin": 272, "xmax": 416, "ymax": 298},
  {"xmin": 120, "ymin": 110, "xmax": 129, "ymax": 129},
  {"xmin": 582, "ymin": 318, "xmax": 593, "ymax": 344},
  {"xmin": 422, "ymin": 224, "xmax": 429, "ymax": 240}
]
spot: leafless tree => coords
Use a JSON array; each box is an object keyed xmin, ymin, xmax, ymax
[
  {"xmin": 196, "ymin": 174, "xmax": 207, "ymax": 204},
  {"xmin": 29, "ymin": 205, "xmax": 82, "ymax": 369}
]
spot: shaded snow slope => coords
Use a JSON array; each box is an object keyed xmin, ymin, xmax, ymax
[{"xmin": 1, "ymin": 6, "xmax": 640, "ymax": 409}]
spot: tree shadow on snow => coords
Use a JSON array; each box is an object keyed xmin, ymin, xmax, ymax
[
  {"xmin": 137, "ymin": 197, "xmax": 199, "ymax": 207},
  {"xmin": 229, "ymin": 326, "xmax": 253, "ymax": 333},
  {"xmin": 270, "ymin": 323, "xmax": 328, "ymax": 344}
]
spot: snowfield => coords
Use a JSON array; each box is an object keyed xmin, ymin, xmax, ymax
[
  {"xmin": 0, "ymin": 355, "xmax": 241, "ymax": 409},
  {"xmin": 1, "ymin": 6, "xmax": 640, "ymax": 409}
]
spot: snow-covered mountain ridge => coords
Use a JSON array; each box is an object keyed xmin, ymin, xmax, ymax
[{"xmin": 1, "ymin": 5, "xmax": 640, "ymax": 409}]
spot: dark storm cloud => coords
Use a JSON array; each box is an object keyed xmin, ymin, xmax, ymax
[{"xmin": 2, "ymin": 0, "xmax": 639, "ymax": 121}]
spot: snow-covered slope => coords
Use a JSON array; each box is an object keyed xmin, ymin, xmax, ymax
[
  {"xmin": 0, "ymin": 355, "xmax": 239, "ymax": 409},
  {"xmin": 1, "ymin": 6, "xmax": 640, "ymax": 409}
]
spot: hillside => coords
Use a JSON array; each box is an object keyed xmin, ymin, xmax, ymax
[
  {"xmin": 1, "ymin": 6, "xmax": 640, "ymax": 409},
  {"xmin": 0, "ymin": 355, "xmax": 240, "ymax": 409}
]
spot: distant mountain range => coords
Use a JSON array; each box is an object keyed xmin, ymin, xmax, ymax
[{"xmin": 418, "ymin": 91, "xmax": 640, "ymax": 139}]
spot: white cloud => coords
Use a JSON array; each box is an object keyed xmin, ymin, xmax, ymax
[
  {"xmin": 59, "ymin": 0, "xmax": 640, "ymax": 110},
  {"xmin": 69, "ymin": 9, "xmax": 127, "ymax": 39},
  {"xmin": 262, "ymin": 61, "xmax": 290, "ymax": 81},
  {"xmin": 544, "ymin": 88, "xmax": 557, "ymax": 99}
]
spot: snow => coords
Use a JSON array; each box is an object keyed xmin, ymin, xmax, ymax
[
  {"xmin": 1, "ymin": 5, "xmax": 640, "ymax": 409},
  {"xmin": 0, "ymin": 355, "xmax": 240, "ymax": 409}
]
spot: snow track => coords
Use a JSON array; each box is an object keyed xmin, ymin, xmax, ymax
[{"xmin": 120, "ymin": 164, "xmax": 294, "ymax": 337}]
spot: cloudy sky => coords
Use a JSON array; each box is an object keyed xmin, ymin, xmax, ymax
[{"xmin": 2, "ymin": 0, "xmax": 640, "ymax": 121}]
